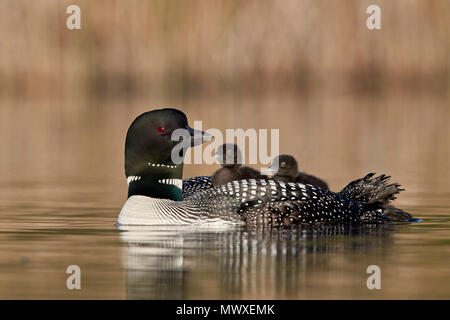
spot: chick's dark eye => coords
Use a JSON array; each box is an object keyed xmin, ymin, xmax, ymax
[{"xmin": 157, "ymin": 126, "xmax": 165, "ymax": 133}]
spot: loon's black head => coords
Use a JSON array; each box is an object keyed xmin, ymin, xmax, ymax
[
  {"xmin": 214, "ymin": 143, "xmax": 242, "ymax": 169},
  {"xmin": 125, "ymin": 108, "xmax": 212, "ymax": 200},
  {"xmin": 269, "ymin": 154, "xmax": 299, "ymax": 178}
]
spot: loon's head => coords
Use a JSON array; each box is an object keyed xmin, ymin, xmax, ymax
[
  {"xmin": 214, "ymin": 143, "xmax": 242, "ymax": 169},
  {"xmin": 269, "ymin": 154, "xmax": 298, "ymax": 178},
  {"xmin": 125, "ymin": 108, "xmax": 212, "ymax": 200}
]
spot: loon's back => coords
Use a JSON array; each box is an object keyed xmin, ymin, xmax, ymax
[{"xmin": 182, "ymin": 176, "xmax": 214, "ymax": 198}]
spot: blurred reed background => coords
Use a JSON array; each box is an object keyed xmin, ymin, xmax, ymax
[{"xmin": 0, "ymin": 0, "xmax": 449, "ymax": 210}]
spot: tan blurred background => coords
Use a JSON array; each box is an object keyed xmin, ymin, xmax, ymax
[{"xmin": 0, "ymin": 0, "xmax": 449, "ymax": 209}]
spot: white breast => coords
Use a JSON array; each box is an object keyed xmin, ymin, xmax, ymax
[{"xmin": 118, "ymin": 195, "xmax": 198, "ymax": 225}]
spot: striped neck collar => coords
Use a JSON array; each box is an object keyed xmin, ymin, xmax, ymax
[
  {"xmin": 127, "ymin": 175, "xmax": 182, "ymax": 190},
  {"xmin": 126, "ymin": 162, "xmax": 183, "ymax": 200}
]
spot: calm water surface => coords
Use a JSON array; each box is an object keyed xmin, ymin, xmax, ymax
[
  {"xmin": 0, "ymin": 94, "xmax": 449, "ymax": 299},
  {"xmin": 0, "ymin": 175, "xmax": 449, "ymax": 299}
]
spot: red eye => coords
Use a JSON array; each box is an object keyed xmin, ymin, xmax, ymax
[{"xmin": 157, "ymin": 126, "xmax": 165, "ymax": 133}]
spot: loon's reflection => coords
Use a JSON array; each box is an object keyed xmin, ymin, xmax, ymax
[{"xmin": 119, "ymin": 224, "xmax": 395, "ymax": 299}]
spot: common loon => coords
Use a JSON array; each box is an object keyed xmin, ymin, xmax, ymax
[
  {"xmin": 118, "ymin": 108, "xmax": 412, "ymax": 227},
  {"xmin": 212, "ymin": 143, "xmax": 267, "ymax": 186},
  {"xmin": 269, "ymin": 154, "xmax": 329, "ymax": 189}
]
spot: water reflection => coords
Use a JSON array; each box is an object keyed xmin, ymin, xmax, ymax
[
  {"xmin": 119, "ymin": 224, "xmax": 395, "ymax": 299},
  {"xmin": 121, "ymin": 228, "xmax": 186, "ymax": 299}
]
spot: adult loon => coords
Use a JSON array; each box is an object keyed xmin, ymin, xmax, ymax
[
  {"xmin": 212, "ymin": 143, "xmax": 267, "ymax": 186},
  {"xmin": 118, "ymin": 108, "xmax": 410, "ymax": 227},
  {"xmin": 269, "ymin": 154, "xmax": 329, "ymax": 189}
]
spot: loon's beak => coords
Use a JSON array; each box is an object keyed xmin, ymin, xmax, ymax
[{"xmin": 188, "ymin": 127, "xmax": 214, "ymax": 146}]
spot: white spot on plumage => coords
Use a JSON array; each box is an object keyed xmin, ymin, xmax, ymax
[
  {"xmin": 127, "ymin": 175, "xmax": 142, "ymax": 185},
  {"xmin": 158, "ymin": 178, "xmax": 183, "ymax": 190}
]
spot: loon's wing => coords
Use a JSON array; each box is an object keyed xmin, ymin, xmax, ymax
[
  {"xmin": 182, "ymin": 176, "xmax": 214, "ymax": 199},
  {"xmin": 185, "ymin": 178, "xmax": 386, "ymax": 227},
  {"xmin": 338, "ymin": 173, "xmax": 416, "ymax": 222},
  {"xmin": 338, "ymin": 173, "xmax": 403, "ymax": 205}
]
